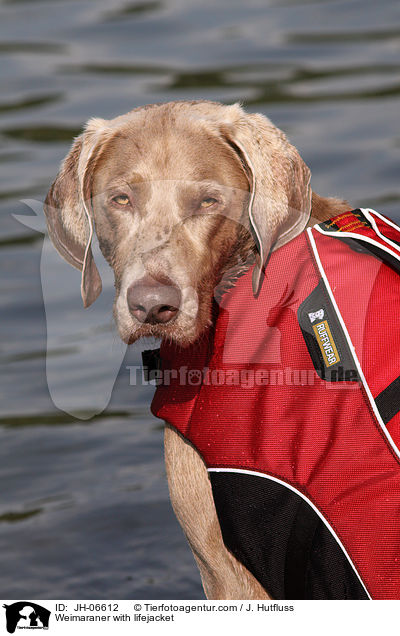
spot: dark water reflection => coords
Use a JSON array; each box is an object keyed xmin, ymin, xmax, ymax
[{"xmin": 1, "ymin": 0, "xmax": 400, "ymax": 599}]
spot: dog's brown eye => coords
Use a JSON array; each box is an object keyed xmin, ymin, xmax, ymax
[
  {"xmin": 200, "ymin": 197, "xmax": 218, "ymax": 209},
  {"xmin": 112, "ymin": 194, "xmax": 130, "ymax": 206}
]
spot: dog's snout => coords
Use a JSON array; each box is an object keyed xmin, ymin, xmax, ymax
[{"xmin": 127, "ymin": 275, "xmax": 181, "ymax": 325}]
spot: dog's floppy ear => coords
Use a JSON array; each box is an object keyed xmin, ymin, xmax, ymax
[
  {"xmin": 44, "ymin": 118, "xmax": 111, "ymax": 307},
  {"xmin": 218, "ymin": 105, "xmax": 312, "ymax": 295}
]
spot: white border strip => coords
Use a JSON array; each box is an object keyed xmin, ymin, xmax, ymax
[
  {"xmin": 308, "ymin": 227, "xmax": 400, "ymax": 461},
  {"xmin": 364, "ymin": 208, "xmax": 400, "ymax": 234},
  {"xmin": 208, "ymin": 466, "xmax": 371, "ymax": 599},
  {"xmin": 362, "ymin": 208, "xmax": 400, "ymax": 253},
  {"xmin": 314, "ymin": 217, "xmax": 400, "ymax": 265}
]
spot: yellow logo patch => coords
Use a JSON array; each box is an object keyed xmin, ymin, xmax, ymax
[{"xmin": 312, "ymin": 320, "xmax": 340, "ymax": 367}]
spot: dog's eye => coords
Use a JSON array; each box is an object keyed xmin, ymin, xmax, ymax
[
  {"xmin": 111, "ymin": 194, "xmax": 131, "ymax": 207},
  {"xmin": 199, "ymin": 197, "xmax": 218, "ymax": 209}
]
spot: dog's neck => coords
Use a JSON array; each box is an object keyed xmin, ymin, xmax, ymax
[
  {"xmin": 216, "ymin": 191, "xmax": 352, "ymax": 299},
  {"xmin": 309, "ymin": 191, "xmax": 351, "ymax": 226}
]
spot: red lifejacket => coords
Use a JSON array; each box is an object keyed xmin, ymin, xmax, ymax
[{"xmin": 151, "ymin": 208, "xmax": 400, "ymax": 600}]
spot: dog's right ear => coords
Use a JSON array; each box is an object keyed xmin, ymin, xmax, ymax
[{"xmin": 44, "ymin": 118, "xmax": 110, "ymax": 308}]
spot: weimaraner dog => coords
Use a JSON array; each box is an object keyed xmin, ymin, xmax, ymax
[{"xmin": 44, "ymin": 101, "xmax": 349, "ymax": 599}]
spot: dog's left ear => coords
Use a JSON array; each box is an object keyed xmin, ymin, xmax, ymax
[{"xmin": 218, "ymin": 105, "xmax": 312, "ymax": 294}]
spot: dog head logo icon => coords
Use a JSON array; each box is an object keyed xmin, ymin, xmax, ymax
[{"xmin": 308, "ymin": 309, "xmax": 325, "ymax": 323}]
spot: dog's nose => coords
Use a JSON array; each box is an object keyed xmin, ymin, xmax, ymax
[{"xmin": 127, "ymin": 275, "xmax": 181, "ymax": 324}]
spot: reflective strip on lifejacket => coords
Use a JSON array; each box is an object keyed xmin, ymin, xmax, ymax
[
  {"xmin": 364, "ymin": 209, "xmax": 400, "ymax": 253},
  {"xmin": 371, "ymin": 209, "xmax": 400, "ymax": 234},
  {"xmin": 314, "ymin": 209, "xmax": 400, "ymax": 268},
  {"xmin": 308, "ymin": 225, "xmax": 400, "ymax": 461}
]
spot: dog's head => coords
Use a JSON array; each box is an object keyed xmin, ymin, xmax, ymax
[{"xmin": 44, "ymin": 101, "xmax": 311, "ymax": 346}]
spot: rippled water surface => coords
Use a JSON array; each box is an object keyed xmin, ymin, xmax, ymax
[{"xmin": 1, "ymin": 0, "xmax": 400, "ymax": 599}]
